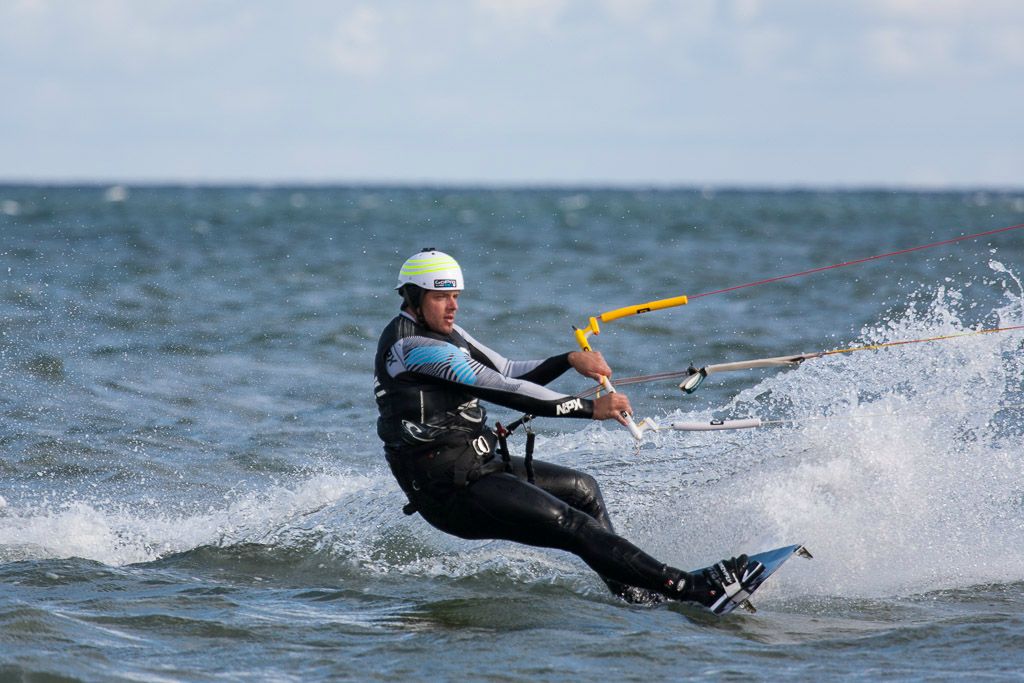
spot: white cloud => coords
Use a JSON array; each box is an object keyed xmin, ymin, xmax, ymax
[
  {"xmin": 10, "ymin": 0, "xmax": 49, "ymax": 14},
  {"xmin": 868, "ymin": 0, "xmax": 1024, "ymax": 23},
  {"xmin": 864, "ymin": 27, "xmax": 956, "ymax": 76},
  {"xmin": 989, "ymin": 28, "xmax": 1024, "ymax": 66},
  {"xmin": 323, "ymin": 5, "xmax": 388, "ymax": 77},
  {"xmin": 599, "ymin": 0, "xmax": 657, "ymax": 23},
  {"xmin": 731, "ymin": 0, "xmax": 762, "ymax": 23},
  {"xmin": 474, "ymin": 0, "xmax": 571, "ymax": 30},
  {"xmin": 734, "ymin": 25, "xmax": 793, "ymax": 75},
  {"xmin": 1, "ymin": 1, "xmax": 244, "ymax": 70},
  {"xmin": 862, "ymin": 7, "xmax": 1024, "ymax": 79}
]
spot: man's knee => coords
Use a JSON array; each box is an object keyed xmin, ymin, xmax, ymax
[
  {"xmin": 576, "ymin": 471, "xmax": 601, "ymax": 498},
  {"xmin": 572, "ymin": 471, "xmax": 606, "ymax": 514}
]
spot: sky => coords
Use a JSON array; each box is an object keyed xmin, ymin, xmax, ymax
[{"xmin": 2, "ymin": 0, "xmax": 1023, "ymax": 188}]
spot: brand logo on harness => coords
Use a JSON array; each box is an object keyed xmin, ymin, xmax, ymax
[
  {"xmin": 433, "ymin": 278, "xmax": 457, "ymax": 288},
  {"xmin": 555, "ymin": 398, "xmax": 584, "ymax": 415}
]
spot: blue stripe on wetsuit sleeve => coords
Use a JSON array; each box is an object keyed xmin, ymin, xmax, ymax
[{"xmin": 405, "ymin": 344, "xmax": 477, "ymax": 385}]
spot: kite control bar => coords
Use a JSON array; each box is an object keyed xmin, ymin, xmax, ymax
[
  {"xmin": 573, "ymin": 295, "xmax": 689, "ymax": 440},
  {"xmin": 572, "ymin": 295, "xmax": 690, "ymax": 351}
]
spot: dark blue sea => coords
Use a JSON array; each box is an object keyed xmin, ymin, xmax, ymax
[{"xmin": 2, "ymin": 185, "xmax": 1023, "ymax": 681}]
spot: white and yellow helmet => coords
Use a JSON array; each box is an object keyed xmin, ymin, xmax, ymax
[{"xmin": 395, "ymin": 249, "xmax": 464, "ymax": 291}]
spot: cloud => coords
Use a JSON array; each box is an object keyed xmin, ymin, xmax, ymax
[
  {"xmin": 733, "ymin": 25, "xmax": 794, "ymax": 75},
  {"xmin": 474, "ymin": 0, "xmax": 571, "ymax": 30},
  {"xmin": 868, "ymin": 0, "xmax": 1023, "ymax": 22},
  {"xmin": 730, "ymin": 0, "xmax": 763, "ymax": 23},
  {"xmin": 10, "ymin": 0, "xmax": 49, "ymax": 14},
  {"xmin": 860, "ymin": 1, "xmax": 1024, "ymax": 78},
  {"xmin": 863, "ymin": 27, "xmax": 957, "ymax": 76},
  {"xmin": 0, "ymin": 1, "xmax": 245, "ymax": 71},
  {"xmin": 988, "ymin": 27, "xmax": 1024, "ymax": 66},
  {"xmin": 323, "ymin": 5, "xmax": 388, "ymax": 77}
]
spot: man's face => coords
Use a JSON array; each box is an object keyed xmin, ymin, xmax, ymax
[{"xmin": 420, "ymin": 290, "xmax": 460, "ymax": 334}]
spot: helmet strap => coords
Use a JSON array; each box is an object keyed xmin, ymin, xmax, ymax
[{"xmin": 399, "ymin": 285, "xmax": 427, "ymax": 325}]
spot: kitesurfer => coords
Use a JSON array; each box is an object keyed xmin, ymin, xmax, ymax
[{"xmin": 374, "ymin": 248, "xmax": 747, "ymax": 606}]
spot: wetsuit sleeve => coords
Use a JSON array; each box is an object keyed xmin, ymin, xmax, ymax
[
  {"xmin": 385, "ymin": 335, "xmax": 593, "ymax": 418},
  {"xmin": 455, "ymin": 325, "xmax": 573, "ymax": 386}
]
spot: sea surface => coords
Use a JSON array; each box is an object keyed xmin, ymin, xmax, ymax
[{"xmin": 2, "ymin": 185, "xmax": 1023, "ymax": 682}]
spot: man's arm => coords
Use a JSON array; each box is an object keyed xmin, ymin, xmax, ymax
[
  {"xmin": 456, "ymin": 325, "xmax": 575, "ymax": 385},
  {"xmin": 459, "ymin": 325, "xmax": 616, "ymax": 384},
  {"xmin": 386, "ymin": 335, "xmax": 593, "ymax": 418}
]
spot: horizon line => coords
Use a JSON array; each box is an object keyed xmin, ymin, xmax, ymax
[{"xmin": 1, "ymin": 178, "xmax": 1022, "ymax": 194}]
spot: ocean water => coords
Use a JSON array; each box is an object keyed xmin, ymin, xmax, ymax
[{"xmin": 1, "ymin": 185, "xmax": 1023, "ymax": 682}]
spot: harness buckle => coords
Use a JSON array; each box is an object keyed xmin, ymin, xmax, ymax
[{"xmin": 471, "ymin": 435, "xmax": 491, "ymax": 456}]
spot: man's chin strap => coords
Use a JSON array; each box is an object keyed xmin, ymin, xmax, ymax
[
  {"xmin": 403, "ymin": 306, "xmax": 426, "ymax": 326},
  {"xmin": 399, "ymin": 285, "xmax": 427, "ymax": 326}
]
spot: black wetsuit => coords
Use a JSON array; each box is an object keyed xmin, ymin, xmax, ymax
[{"xmin": 374, "ymin": 311, "xmax": 690, "ymax": 602}]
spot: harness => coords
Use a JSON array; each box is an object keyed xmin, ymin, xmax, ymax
[
  {"xmin": 392, "ymin": 418, "xmax": 537, "ymax": 516},
  {"xmin": 495, "ymin": 417, "xmax": 535, "ymax": 485}
]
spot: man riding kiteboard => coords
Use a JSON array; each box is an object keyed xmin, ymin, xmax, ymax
[{"xmin": 374, "ymin": 248, "xmax": 746, "ymax": 606}]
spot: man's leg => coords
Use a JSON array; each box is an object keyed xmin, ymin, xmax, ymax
[
  {"xmin": 504, "ymin": 456, "xmax": 665, "ymax": 603},
  {"xmin": 418, "ymin": 469, "xmax": 688, "ymax": 597}
]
